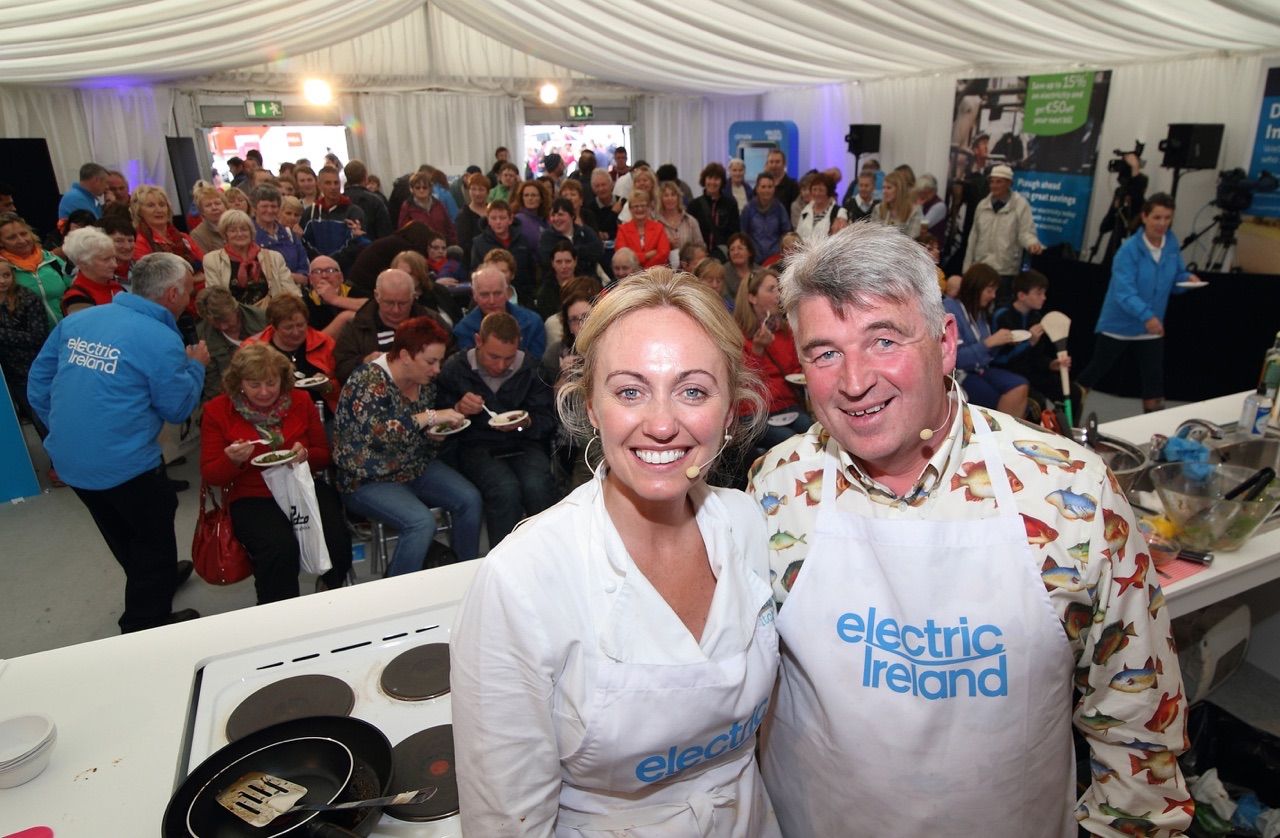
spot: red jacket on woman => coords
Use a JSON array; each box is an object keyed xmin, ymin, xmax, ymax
[
  {"xmin": 742, "ymin": 325, "xmax": 802, "ymax": 414},
  {"xmin": 200, "ymin": 390, "xmax": 331, "ymax": 504},
  {"xmin": 614, "ymin": 219, "xmax": 671, "ymax": 268}
]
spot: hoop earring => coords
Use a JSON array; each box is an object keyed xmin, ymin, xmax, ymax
[{"xmin": 583, "ymin": 430, "xmax": 603, "ymax": 475}]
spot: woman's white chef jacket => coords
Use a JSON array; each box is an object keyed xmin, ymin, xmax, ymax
[{"xmin": 451, "ymin": 475, "xmax": 780, "ymax": 836}]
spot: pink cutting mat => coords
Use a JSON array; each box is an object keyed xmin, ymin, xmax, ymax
[{"xmin": 1156, "ymin": 558, "xmax": 1209, "ymax": 584}]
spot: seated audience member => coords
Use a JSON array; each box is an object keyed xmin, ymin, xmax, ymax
[
  {"xmin": 915, "ymin": 231, "xmax": 949, "ymax": 294},
  {"xmin": 456, "ymin": 173, "xmax": 490, "ymax": 270},
  {"xmin": 195, "ymin": 287, "xmax": 268, "ymax": 402},
  {"xmin": 656, "ymin": 163, "xmax": 696, "ymax": 205},
  {"xmin": 98, "ymin": 215, "xmax": 137, "ymax": 285},
  {"xmin": 223, "ymin": 186, "xmax": 251, "ymax": 215},
  {"xmin": 790, "ymin": 171, "xmax": 814, "ymax": 230},
  {"xmin": 334, "ymin": 317, "xmax": 482, "ymax": 574},
  {"xmin": 841, "ymin": 171, "xmax": 880, "ymax": 222},
  {"xmin": 688, "ymin": 162, "xmax": 741, "ymax": 257},
  {"xmin": 615, "ymin": 166, "xmax": 658, "ymax": 224},
  {"xmin": 538, "ymin": 197, "xmax": 605, "ymax": 282},
  {"xmin": 993, "ymin": 269, "xmax": 1083, "ymax": 412},
  {"xmin": 916, "ymin": 173, "xmax": 948, "ymax": 243},
  {"xmin": 342, "ymin": 160, "xmax": 392, "ymax": 241},
  {"xmin": 656, "ymin": 181, "xmax": 704, "ymax": 258},
  {"xmin": 514, "ymin": 180, "xmax": 551, "ymax": 259},
  {"xmin": 535, "ymin": 240, "xmax": 581, "ymax": 320},
  {"xmin": 297, "ymin": 255, "xmax": 360, "ymax": 338},
  {"xmin": 390, "ymin": 249, "xmax": 462, "ymax": 326},
  {"xmin": 734, "ymin": 267, "xmax": 810, "ymax": 447},
  {"xmin": 131, "ymin": 186, "xmax": 204, "ymax": 283},
  {"xmin": 204, "ymin": 210, "xmax": 299, "ymax": 307},
  {"xmin": 345, "ymin": 221, "xmax": 435, "ymax": 298},
  {"xmin": 453, "ymin": 265, "xmax": 546, "ymax": 358},
  {"xmin": 244, "ymin": 295, "xmax": 340, "ymax": 412},
  {"xmin": 727, "ymin": 157, "xmax": 754, "ymax": 211},
  {"xmin": 58, "ymin": 163, "xmax": 109, "ymax": 221},
  {"xmin": 725, "ymin": 232, "xmax": 758, "ymax": 299},
  {"xmin": 942, "ymin": 262, "xmax": 1029, "ymax": 416},
  {"xmin": 678, "ymin": 242, "xmax": 709, "ymax": 272},
  {"xmin": 488, "ymin": 162, "xmax": 521, "ymax": 204},
  {"xmin": 189, "ymin": 186, "xmax": 228, "ymax": 254},
  {"xmin": 0, "ymin": 258, "xmax": 50, "ymax": 437},
  {"xmin": 252, "ymin": 184, "xmax": 309, "ymax": 282},
  {"xmin": 693, "ymin": 256, "xmax": 733, "ymax": 311},
  {"xmin": 795, "ymin": 172, "xmax": 849, "ymax": 245},
  {"xmin": 874, "ymin": 169, "xmax": 926, "ymax": 237},
  {"xmin": 200, "ymin": 343, "xmax": 351, "ymax": 601},
  {"xmin": 60, "ymin": 227, "xmax": 124, "ymax": 316},
  {"xmin": 542, "ymin": 276, "xmax": 601, "ymax": 379},
  {"xmin": 556, "ymin": 178, "xmax": 590, "ymax": 228},
  {"xmin": 424, "ymin": 231, "xmax": 464, "ymax": 284},
  {"xmin": 398, "ymin": 170, "xmax": 458, "ymax": 245},
  {"xmin": 587, "ymin": 168, "xmax": 620, "ymax": 242},
  {"xmin": 437, "ymin": 311, "xmax": 559, "ymax": 547},
  {"xmin": 301, "ymin": 166, "xmax": 369, "ymax": 268},
  {"xmin": 613, "ymin": 189, "xmax": 670, "ymax": 269},
  {"xmin": 0, "ymin": 212, "xmax": 71, "ymax": 328},
  {"xmin": 470, "ymin": 201, "xmax": 537, "ymax": 304},
  {"xmin": 334, "ymin": 268, "xmax": 430, "ymax": 381},
  {"xmin": 741, "ymin": 172, "xmax": 791, "ymax": 263},
  {"xmin": 279, "ymin": 195, "xmax": 305, "ymax": 238},
  {"xmin": 611, "ymin": 247, "xmax": 640, "ymax": 280}
]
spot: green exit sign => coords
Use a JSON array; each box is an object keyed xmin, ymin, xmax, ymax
[
  {"xmin": 566, "ymin": 103, "xmax": 594, "ymax": 120},
  {"xmin": 245, "ymin": 99, "xmax": 284, "ymax": 118}
]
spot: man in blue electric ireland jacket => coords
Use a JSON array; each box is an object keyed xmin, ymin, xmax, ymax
[{"xmin": 28, "ymin": 253, "xmax": 211, "ymax": 633}]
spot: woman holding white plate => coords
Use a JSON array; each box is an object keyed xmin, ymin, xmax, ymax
[
  {"xmin": 452, "ymin": 269, "xmax": 781, "ymax": 836},
  {"xmin": 734, "ymin": 267, "xmax": 811, "ymax": 449},
  {"xmin": 199, "ymin": 343, "xmax": 352, "ymax": 601}
]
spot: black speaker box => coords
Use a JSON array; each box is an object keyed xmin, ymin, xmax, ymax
[
  {"xmin": 1161, "ymin": 124, "xmax": 1224, "ymax": 170},
  {"xmin": 845, "ymin": 124, "xmax": 881, "ymax": 157}
]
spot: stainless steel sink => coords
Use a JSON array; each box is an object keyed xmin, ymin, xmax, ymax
[
  {"xmin": 1210, "ymin": 438, "xmax": 1280, "ymax": 472},
  {"xmin": 1126, "ymin": 430, "xmax": 1280, "ymax": 526}
]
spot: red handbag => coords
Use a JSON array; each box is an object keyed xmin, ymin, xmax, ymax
[{"xmin": 192, "ymin": 483, "xmax": 253, "ymax": 585}]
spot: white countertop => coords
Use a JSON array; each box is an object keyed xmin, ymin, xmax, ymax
[{"xmin": 2, "ymin": 392, "xmax": 1277, "ymax": 836}]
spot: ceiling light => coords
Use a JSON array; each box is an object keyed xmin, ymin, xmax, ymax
[
  {"xmin": 303, "ymin": 79, "xmax": 332, "ymax": 105},
  {"xmin": 539, "ymin": 83, "xmax": 559, "ymax": 105}
]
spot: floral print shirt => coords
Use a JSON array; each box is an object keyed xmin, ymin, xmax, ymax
[
  {"xmin": 748, "ymin": 401, "xmax": 1191, "ymax": 837},
  {"xmin": 333, "ymin": 359, "xmax": 440, "ymax": 494}
]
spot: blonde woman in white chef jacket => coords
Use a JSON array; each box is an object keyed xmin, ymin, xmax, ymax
[{"xmin": 451, "ymin": 269, "xmax": 781, "ymax": 837}]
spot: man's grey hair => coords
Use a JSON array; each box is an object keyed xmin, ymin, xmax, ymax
[
  {"xmin": 250, "ymin": 184, "xmax": 282, "ymax": 206},
  {"xmin": 470, "ymin": 264, "xmax": 510, "ymax": 289},
  {"xmin": 375, "ymin": 268, "xmax": 415, "ymax": 295},
  {"xmin": 612, "ymin": 247, "xmax": 639, "ymax": 273},
  {"xmin": 780, "ymin": 220, "xmax": 945, "ymax": 337},
  {"xmin": 917, "ymin": 174, "xmax": 938, "ymax": 192},
  {"xmin": 131, "ymin": 253, "xmax": 191, "ymax": 301},
  {"xmin": 79, "ymin": 163, "xmax": 108, "ymax": 182},
  {"xmin": 61, "ymin": 227, "xmax": 115, "ymax": 264},
  {"xmin": 590, "ymin": 168, "xmax": 612, "ymax": 185}
]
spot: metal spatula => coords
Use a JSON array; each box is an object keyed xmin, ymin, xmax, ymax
[{"xmin": 218, "ymin": 771, "xmax": 437, "ymax": 827}]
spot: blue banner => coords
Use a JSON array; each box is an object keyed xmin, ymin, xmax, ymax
[
  {"xmin": 1247, "ymin": 66, "xmax": 1280, "ymax": 219},
  {"xmin": 1014, "ymin": 172, "xmax": 1094, "ymax": 250}
]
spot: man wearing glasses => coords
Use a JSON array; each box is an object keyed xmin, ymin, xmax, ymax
[{"xmin": 333, "ymin": 269, "xmax": 432, "ymax": 381}]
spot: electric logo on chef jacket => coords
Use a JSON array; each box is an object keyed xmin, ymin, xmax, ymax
[
  {"xmin": 836, "ymin": 607, "xmax": 1008, "ymax": 699},
  {"xmin": 634, "ymin": 699, "xmax": 769, "ymax": 783}
]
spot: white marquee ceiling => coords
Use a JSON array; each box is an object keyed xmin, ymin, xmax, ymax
[{"xmin": 2, "ymin": 1, "xmax": 1279, "ymax": 92}]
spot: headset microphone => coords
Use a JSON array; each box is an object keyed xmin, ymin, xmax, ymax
[
  {"xmin": 919, "ymin": 395, "xmax": 957, "ymax": 441},
  {"xmin": 685, "ymin": 433, "xmax": 733, "ymax": 480}
]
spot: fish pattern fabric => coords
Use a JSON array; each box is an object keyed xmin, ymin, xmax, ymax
[{"xmin": 748, "ymin": 405, "xmax": 1191, "ymax": 837}]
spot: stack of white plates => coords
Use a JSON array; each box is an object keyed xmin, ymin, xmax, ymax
[{"xmin": 0, "ymin": 714, "xmax": 57, "ymax": 788}]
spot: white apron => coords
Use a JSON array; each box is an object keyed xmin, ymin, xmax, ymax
[
  {"xmin": 555, "ymin": 488, "xmax": 781, "ymax": 837},
  {"xmin": 764, "ymin": 407, "xmax": 1076, "ymax": 837}
]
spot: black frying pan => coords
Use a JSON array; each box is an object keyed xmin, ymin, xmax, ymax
[{"xmin": 163, "ymin": 716, "xmax": 393, "ymax": 838}]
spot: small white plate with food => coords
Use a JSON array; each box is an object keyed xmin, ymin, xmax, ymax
[
  {"xmin": 295, "ymin": 373, "xmax": 330, "ymax": 389},
  {"xmin": 1176, "ymin": 281, "xmax": 1208, "ymax": 289},
  {"xmin": 1008, "ymin": 329, "xmax": 1032, "ymax": 343},
  {"xmin": 429, "ymin": 418, "xmax": 471, "ymax": 436},
  {"xmin": 767, "ymin": 411, "xmax": 800, "ymax": 427},
  {"xmin": 489, "ymin": 410, "xmax": 529, "ymax": 428},
  {"xmin": 784, "ymin": 373, "xmax": 807, "ymax": 386},
  {"xmin": 250, "ymin": 450, "xmax": 298, "ymax": 468}
]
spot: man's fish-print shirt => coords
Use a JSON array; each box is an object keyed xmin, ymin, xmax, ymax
[{"xmin": 748, "ymin": 403, "xmax": 1192, "ymax": 837}]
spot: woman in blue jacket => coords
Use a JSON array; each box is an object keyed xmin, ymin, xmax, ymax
[
  {"xmin": 942, "ymin": 262, "xmax": 1029, "ymax": 417},
  {"xmin": 1077, "ymin": 193, "xmax": 1204, "ymax": 413}
]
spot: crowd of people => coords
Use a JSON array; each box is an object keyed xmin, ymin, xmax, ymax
[{"xmin": 0, "ymin": 143, "xmax": 1196, "ymax": 836}]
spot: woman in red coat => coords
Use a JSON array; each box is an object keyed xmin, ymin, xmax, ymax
[
  {"xmin": 200, "ymin": 343, "xmax": 351, "ymax": 602},
  {"xmin": 243, "ymin": 295, "xmax": 340, "ymax": 414},
  {"xmin": 734, "ymin": 268, "xmax": 811, "ymax": 448},
  {"xmin": 613, "ymin": 189, "xmax": 671, "ymax": 269}
]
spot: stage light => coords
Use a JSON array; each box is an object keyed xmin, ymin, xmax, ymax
[
  {"xmin": 539, "ymin": 83, "xmax": 559, "ymax": 105},
  {"xmin": 303, "ymin": 79, "xmax": 333, "ymax": 105}
]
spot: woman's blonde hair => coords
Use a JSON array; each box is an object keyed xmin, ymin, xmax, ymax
[
  {"xmin": 192, "ymin": 185, "xmax": 226, "ymax": 213},
  {"xmin": 631, "ymin": 167, "xmax": 657, "ymax": 196},
  {"xmin": 218, "ymin": 209, "xmax": 254, "ymax": 237},
  {"xmin": 733, "ymin": 268, "xmax": 780, "ymax": 336},
  {"xmin": 555, "ymin": 268, "xmax": 766, "ymax": 457},
  {"xmin": 280, "ymin": 195, "xmax": 303, "ymax": 215},
  {"xmin": 129, "ymin": 185, "xmax": 171, "ymax": 229},
  {"xmin": 878, "ymin": 169, "xmax": 915, "ymax": 224},
  {"xmin": 223, "ymin": 342, "xmax": 295, "ymax": 398}
]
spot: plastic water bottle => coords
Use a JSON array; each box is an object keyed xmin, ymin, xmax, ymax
[{"xmin": 1239, "ymin": 384, "xmax": 1271, "ymax": 436}]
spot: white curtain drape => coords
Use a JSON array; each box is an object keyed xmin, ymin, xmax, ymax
[
  {"xmin": 342, "ymin": 92, "xmax": 525, "ymax": 182},
  {"xmin": 635, "ymin": 95, "xmax": 762, "ymax": 185}
]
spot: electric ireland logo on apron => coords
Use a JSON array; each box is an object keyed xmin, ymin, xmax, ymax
[{"xmin": 836, "ymin": 606, "xmax": 1007, "ymax": 699}]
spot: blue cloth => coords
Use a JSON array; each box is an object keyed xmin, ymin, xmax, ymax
[
  {"xmin": 741, "ymin": 200, "xmax": 792, "ymax": 259},
  {"xmin": 943, "ymin": 295, "xmax": 995, "ymax": 372},
  {"xmin": 434, "ymin": 185, "xmax": 460, "ymax": 222},
  {"xmin": 56, "ymin": 182, "xmax": 102, "ymax": 220},
  {"xmin": 452, "ymin": 302, "xmax": 547, "ymax": 360},
  {"xmin": 1094, "ymin": 231, "xmax": 1192, "ymax": 336},
  {"xmin": 255, "ymin": 223, "xmax": 309, "ymax": 275},
  {"xmin": 27, "ymin": 293, "xmax": 204, "ymax": 489}
]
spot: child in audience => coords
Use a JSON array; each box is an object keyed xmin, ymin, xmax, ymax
[{"xmin": 992, "ymin": 269, "xmax": 1083, "ymax": 416}]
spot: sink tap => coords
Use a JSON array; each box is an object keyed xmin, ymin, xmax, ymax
[{"xmin": 1174, "ymin": 419, "xmax": 1226, "ymax": 443}]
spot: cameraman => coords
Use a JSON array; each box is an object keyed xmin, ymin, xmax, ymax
[{"xmin": 1094, "ymin": 149, "xmax": 1148, "ymax": 264}]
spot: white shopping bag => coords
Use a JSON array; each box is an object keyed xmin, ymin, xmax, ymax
[{"xmin": 261, "ymin": 462, "xmax": 333, "ymax": 575}]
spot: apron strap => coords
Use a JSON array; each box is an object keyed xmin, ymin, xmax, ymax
[
  {"xmin": 558, "ymin": 787, "xmax": 735, "ymax": 830},
  {"xmin": 972, "ymin": 407, "xmax": 1017, "ymax": 513}
]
